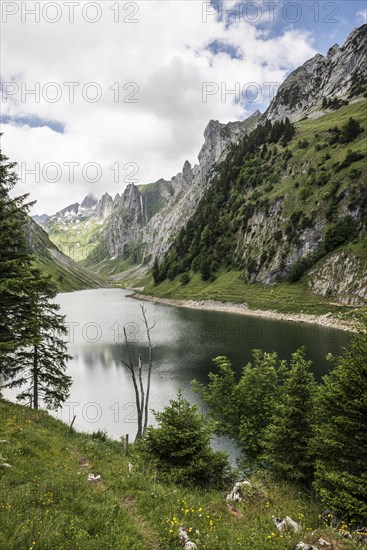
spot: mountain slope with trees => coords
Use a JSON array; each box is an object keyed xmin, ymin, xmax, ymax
[{"xmin": 151, "ymin": 99, "xmax": 367, "ymax": 307}]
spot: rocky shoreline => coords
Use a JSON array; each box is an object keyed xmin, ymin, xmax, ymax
[{"xmin": 131, "ymin": 293, "xmax": 357, "ymax": 333}]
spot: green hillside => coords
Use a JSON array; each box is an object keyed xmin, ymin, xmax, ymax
[
  {"xmin": 1, "ymin": 398, "xmax": 361, "ymax": 550},
  {"xmin": 48, "ymin": 218, "xmax": 106, "ymax": 265},
  {"xmin": 150, "ymin": 99, "xmax": 367, "ymax": 309},
  {"xmin": 29, "ymin": 220, "xmax": 105, "ymax": 292}
]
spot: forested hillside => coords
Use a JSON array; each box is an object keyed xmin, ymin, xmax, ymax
[{"xmin": 153, "ymin": 100, "xmax": 367, "ymax": 306}]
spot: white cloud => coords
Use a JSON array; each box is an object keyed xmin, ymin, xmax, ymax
[
  {"xmin": 357, "ymin": 9, "xmax": 367, "ymax": 23},
  {"xmin": 1, "ymin": 0, "xmax": 316, "ymax": 214}
]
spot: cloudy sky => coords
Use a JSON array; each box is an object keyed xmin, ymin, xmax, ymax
[{"xmin": 1, "ymin": 0, "xmax": 366, "ymax": 214}]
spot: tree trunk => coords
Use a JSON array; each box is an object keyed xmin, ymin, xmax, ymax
[
  {"xmin": 137, "ymin": 354, "xmax": 145, "ymax": 440},
  {"xmin": 33, "ymin": 345, "xmax": 38, "ymax": 409},
  {"xmin": 142, "ymin": 307, "xmax": 154, "ymax": 434}
]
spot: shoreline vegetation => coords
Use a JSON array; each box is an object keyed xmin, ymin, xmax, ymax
[{"xmin": 131, "ymin": 292, "xmax": 358, "ymax": 333}]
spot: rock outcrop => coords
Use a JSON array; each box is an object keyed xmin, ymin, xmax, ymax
[
  {"xmin": 265, "ymin": 24, "xmax": 367, "ymax": 122},
  {"xmin": 309, "ymin": 251, "xmax": 367, "ymax": 306},
  {"xmin": 96, "ymin": 193, "xmax": 113, "ymax": 220}
]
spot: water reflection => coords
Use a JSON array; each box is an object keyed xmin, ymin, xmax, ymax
[{"xmin": 5, "ymin": 288, "xmax": 351, "ymax": 463}]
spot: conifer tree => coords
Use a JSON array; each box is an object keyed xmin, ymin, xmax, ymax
[
  {"xmin": 1, "ymin": 141, "xmax": 72, "ymax": 409},
  {"xmin": 0, "ymin": 142, "xmax": 34, "ymax": 377},
  {"xmin": 262, "ymin": 347, "xmax": 317, "ymax": 485},
  {"xmin": 194, "ymin": 351, "xmax": 287, "ymax": 464},
  {"xmin": 5, "ymin": 270, "xmax": 72, "ymax": 409},
  {"xmin": 341, "ymin": 117, "xmax": 363, "ymax": 143},
  {"xmin": 152, "ymin": 257, "xmax": 160, "ymax": 285},
  {"xmin": 141, "ymin": 390, "xmax": 229, "ymax": 487},
  {"xmin": 313, "ymin": 318, "xmax": 367, "ymax": 519}
]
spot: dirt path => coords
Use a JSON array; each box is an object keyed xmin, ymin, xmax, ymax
[{"xmin": 70, "ymin": 446, "xmax": 162, "ymax": 549}]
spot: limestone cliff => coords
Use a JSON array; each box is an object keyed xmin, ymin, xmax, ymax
[{"xmin": 265, "ymin": 24, "xmax": 367, "ymax": 122}]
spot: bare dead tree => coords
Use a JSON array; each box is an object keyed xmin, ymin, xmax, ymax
[
  {"xmin": 142, "ymin": 306, "xmax": 154, "ymax": 432},
  {"xmin": 121, "ymin": 305, "xmax": 155, "ymax": 441}
]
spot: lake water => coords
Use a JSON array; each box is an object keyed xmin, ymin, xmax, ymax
[{"xmin": 5, "ymin": 288, "xmax": 351, "ymax": 462}]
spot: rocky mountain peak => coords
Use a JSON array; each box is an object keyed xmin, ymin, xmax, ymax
[
  {"xmin": 96, "ymin": 193, "xmax": 113, "ymax": 220},
  {"xmin": 265, "ymin": 23, "xmax": 367, "ymax": 122},
  {"xmin": 327, "ymin": 44, "xmax": 340, "ymax": 58},
  {"xmin": 81, "ymin": 193, "xmax": 98, "ymax": 209},
  {"xmin": 198, "ymin": 110, "xmax": 262, "ymax": 172}
]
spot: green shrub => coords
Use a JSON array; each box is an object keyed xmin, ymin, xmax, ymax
[
  {"xmin": 316, "ymin": 171, "xmax": 329, "ymax": 186},
  {"xmin": 140, "ymin": 391, "xmax": 230, "ymax": 487},
  {"xmin": 323, "ymin": 216, "xmax": 358, "ymax": 253},
  {"xmin": 180, "ymin": 272, "xmax": 190, "ymax": 285},
  {"xmin": 287, "ymin": 254, "xmax": 316, "ymax": 283},
  {"xmin": 335, "ymin": 149, "xmax": 365, "ymax": 171},
  {"xmin": 340, "ymin": 117, "xmax": 364, "ymax": 143},
  {"xmin": 298, "ymin": 139, "xmax": 309, "ymax": 149}
]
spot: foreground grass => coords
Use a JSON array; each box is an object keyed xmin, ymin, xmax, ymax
[{"xmin": 0, "ymin": 399, "xmax": 363, "ymax": 549}]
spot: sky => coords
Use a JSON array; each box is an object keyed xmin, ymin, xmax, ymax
[{"xmin": 1, "ymin": 0, "xmax": 366, "ymax": 215}]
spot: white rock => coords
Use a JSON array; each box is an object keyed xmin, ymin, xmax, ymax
[
  {"xmin": 185, "ymin": 542, "xmax": 197, "ymax": 550},
  {"xmin": 296, "ymin": 543, "xmax": 319, "ymax": 550},
  {"xmin": 274, "ymin": 516, "xmax": 302, "ymax": 533},
  {"xmin": 318, "ymin": 539, "xmax": 331, "ymax": 547},
  {"xmin": 226, "ymin": 480, "xmax": 251, "ymax": 502},
  {"xmin": 87, "ymin": 473, "xmax": 101, "ymax": 482}
]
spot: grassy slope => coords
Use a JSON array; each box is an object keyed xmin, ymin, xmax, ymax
[
  {"xmin": 0, "ymin": 399, "xmax": 358, "ymax": 550},
  {"xmin": 48, "ymin": 218, "xmax": 105, "ymax": 264},
  {"xmin": 30, "ymin": 221, "xmax": 105, "ymax": 292},
  {"xmin": 32, "ymin": 254, "xmax": 104, "ymax": 293},
  {"xmin": 138, "ymin": 268, "xmax": 366, "ymax": 320},
  {"xmin": 266, "ymin": 99, "xmax": 367, "ymax": 218}
]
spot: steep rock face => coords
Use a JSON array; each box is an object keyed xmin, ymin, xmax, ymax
[
  {"xmin": 139, "ymin": 179, "xmax": 174, "ymax": 223},
  {"xmin": 198, "ymin": 114, "xmax": 261, "ymax": 173},
  {"xmin": 140, "ymin": 110, "xmax": 262, "ymax": 262},
  {"xmin": 309, "ymin": 252, "xmax": 367, "ymax": 306},
  {"xmin": 105, "ymin": 184, "xmax": 144, "ymax": 258},
  {"xmin": 95, "ymin": 193, "xmax": 113, "ymax": 220},
  {"xmin": 265, "ymin": 24, "xmax": 367, "ymax": 122},
  {"xmin": 99, "ymin": 109, "xmax": 261, "ymax": 264},
  {"xmin": 235, "ymin": 202, "xmax": 326, "ymax": 285}
]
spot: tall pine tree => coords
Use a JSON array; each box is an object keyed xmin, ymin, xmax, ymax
[
  {"xmin": 5, "ymin": 270, "xmax": 72, "ymax": 409},
  {"xmin": 1, "ymin": 140, "xmax": 72, "ymax": 409},
  {"xmin": 313, "ymin": 317, "xmax": 367, "ymax": 519},
  {"xmin": 0, "ymin": 141, "xmax": 34, "ymax": 379},
  {"xmin": 262, "ymin": 347, "xmax": 317, "ymax": 485}
]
